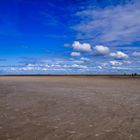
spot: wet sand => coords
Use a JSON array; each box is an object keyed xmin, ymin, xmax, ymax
[{"xmin": 0, "ymin": 76, "xmax": 140, "ymax": 140}]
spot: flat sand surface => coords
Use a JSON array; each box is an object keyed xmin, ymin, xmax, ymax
[{"xmin": 0, "ymin": 76, "xmax": 140, "ymax": 140}]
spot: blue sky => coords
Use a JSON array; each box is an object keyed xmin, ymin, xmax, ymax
[{"xmin": 0, "ymin": 0, "xmax": 140, "ymax": 74}]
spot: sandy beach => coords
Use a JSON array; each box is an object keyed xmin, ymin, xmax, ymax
[{"xmin": 0, "ymin": 76, "xmax": 140, "ymax": 140}]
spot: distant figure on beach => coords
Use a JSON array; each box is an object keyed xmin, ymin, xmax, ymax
[{"xmin": 132, "ymin": 73, "xmax": 137, "ymax": 77}]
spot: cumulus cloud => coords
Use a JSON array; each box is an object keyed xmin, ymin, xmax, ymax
[
  {"xmin": 97, "ymin": 66, "xmax": 103, "ymax": 69},
  {"xmin": 110, "ymin": 61, "xmax": 123, "ymax": 66},
  {"xmin": 0, "ymin": 64, "xmax": 88, "ymax": 73},
  {"xmin": 71, "ymin": 64, "xmax": 88, "ymax": 69},
  {"xmin": 73, "ymin": 1, "xmax": 140, "ymax": 45},
  {"xmin": 112, "ymin": 66, "xmax": 140, "ymax": 71},
  {"xmin": 132, "ymin": 52, "xmax": 140, "ymax": 57},
  {"xmin": 5, "ymin": 66, "xmax": 48, "ymax": 72},
  {"xmin": 95, "ymin": 45, "xmax": 110, "ymax": 55},
  {"xmin": 80, "ymin": 57, "xmax": 90, "ymax": 61},
  {"xmin": 71, "ymin": 52, "xmax": 81, "ymax": 57},
  {"xmin": 72, "ymin": 41, "xmax": 92, "ymax": 52},
  {"xmin": 110, "ymin": 51, "xmax": 128, "ymax": 59}
]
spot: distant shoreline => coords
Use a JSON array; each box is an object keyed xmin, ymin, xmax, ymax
[{"xmin": 0, "ymin": 74, "xmax": 140, "ymax": 78}]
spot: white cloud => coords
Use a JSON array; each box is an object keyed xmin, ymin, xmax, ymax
[
  {"xmin": 97, "ymin": 66, "xmax": 103, "ymax": 69},
  {"xmin": 71, "ymin": 64, "xmax": 88, "ymax": 69},
  {"xmin": 0, "ymin": 63, "xmax": 89, "ymax": 72},
  {"xmin": 72, "ymin": 41, "xmax": 92, "ymax": 52},
  {"xmin": 123, "ymin": 60, "xmax": 132, "ymax": 64},
  {"xmin": 110, "ymin": 51, "xmax": 128, "ymax": 59},
  {"xmin": 8, "ymin": 66, "xmax": 48, "ymax": 71},
  {"xmin": 80, "ymin": 57, "xmax": 90, "ymax": 61},
  {"xmin": 74, "ymin": 2, "xmax": 140, "ymax": 45},
  {"xmin": 95, "ymin": 45, "xmax": 110, "ymax": 55},
  {"xmin": 112, "ymin": 66, "xmax": 140, "ymax": 70},
  {"xmin": 71, "ymin": 52, "xmax": 81, "ymax": 57},
  {"xmin": 132, "ymin": 52, "xmax": 140, "ymax": 57},
  {"xmin": 26, "ymin": 64, "xmax": 35, "ymax": 66},
  {"xmin": 62, "ymin": 64, "xmax": 88, "ymax": 69},
  {"xmin": 72, "ymin": 60, "xmax": 83, "ymax": 63},
  {"xmin": 110, "ymin": 61, "xmax": 123, "ymax": 66}
]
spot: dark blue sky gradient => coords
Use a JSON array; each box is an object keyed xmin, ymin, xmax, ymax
[{"xmin": 0, "ymin": 0, "xmax": 139, "ymax": 74}]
